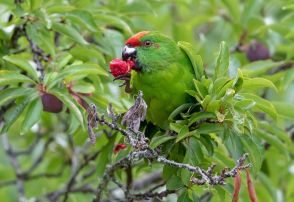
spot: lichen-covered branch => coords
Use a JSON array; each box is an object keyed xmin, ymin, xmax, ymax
[{"xmin": 90, "ymin": 92, "xmax": 251, "ymax": 202}]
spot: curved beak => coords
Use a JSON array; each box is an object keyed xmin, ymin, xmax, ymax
[{"xmin": 122, "ymin": 45, "xmax": 137, "ymax": 61}]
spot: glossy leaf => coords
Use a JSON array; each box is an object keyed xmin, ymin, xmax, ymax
[
  {"xmin": 255, "ymin": 129, "xmax": 289, "ymax": 160},
  {"xmin": 50, "ymin": 89, "xmax": 84, "ymax": 129},
  {"xmin": 177, "ymin": 189, "xmax": 192, "ymax": 202},
  {"xmin": 188, "ymin": 112, "xmax": 216, "ymax": 126},
  {"xmin": 241, "ymin": 93, "xmax": 277, "ymax": 119},
  {"xmin": 65, "ymin": 10, "xmax": 98, "ymax": 32},
  {"xmin": 21, "ymin": 98, "xmax": 42, "ymax": 134},
  {"xmin": 150, "ymin": 134, "xmax": 175, "ymax": 149},
  {"xmin": 242, "ymin": 78, "xmax": 277, "ymax": 91},
  {"xmin": 3, "ymin": 55, "xmax": 39, "ymax": 81},
  {"xmin": 272, "ymin": 101, "xmax": 294, "ymax": 120},
  {"xmin": 214, "ymin": 41, "xmax": 229, "ymax": 79},
  {"xmin": 241, "ymin": 60, "xmax": 283, "ymax": 77},
  {"xmin": 0, "ymin": 70, "xmax": 36, "ymax": 86},
  {"xmin": 48, "ymin": 63, "xmax": 108, "ymax": 89},
  {"xmin": 0, "ymin": 87, "xmax": 36, "ymax": 107},
  {"xmin": 1, "ymin": 92, "xmax": 38, "ymax": 133},
  {"xmin": 51, "ymin": 22, "xmax": 88, "ymax": 45}
]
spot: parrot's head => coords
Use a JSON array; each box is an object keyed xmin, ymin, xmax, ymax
[{"xmin": 122, "ymin": 31, "xmax": 179, "ymax": 73}]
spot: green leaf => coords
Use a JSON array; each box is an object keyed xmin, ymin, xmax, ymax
[
  {"xmin": 1, "ymin": 92, "xmax": 38, "ymax": 133},
  {"xmin": 166, "ymin": 175, "xmax": 184, "ymax": 190},
  {"xmin": 29, "ymin": 0, "xmax": 43, "ymax": 10},
  {"xmin": 214, "ymin": 150, "xmax": 235, "ymax": 168},
  {"xmin": 3, "ymin": 55, "xmax": 39, "ymax": 81},
  {"xmin": 50, "ymin": 89, "xmax": 84, "ymax": 129},
  {"xmin": 178, "ymin": 189, "xmax": 192, "ymax": 202},
  {"xmin": 69, "ymin": 45, "xmax": 105, "ymax": 65},
  {"xmin": 222, "ymin": 0, "xmax": 240, "ymax": 22},
  {"xmin": 51, "ymin": 22, "xmax": 88, "ymax": 45},
  {"xmin": 64, "ymin": 63, "xmax": 108, "ymax": 77},
  {"xmin": 170, "ymin": 122, "xmax": 184, "ymax": 133},
  {"xmin": 242, "ymin": 78, "xmax": 277, "ymax": 91},
  {"xmin": 282, "ymin": 4, "xmax": 294, "ymax": 10},
  {"xmin": 241, "ymin": 93, "xmax": 277, "ymax": 119},
  {"xmin": 72, "ymin": 82, "xmax": 96, "ymax": 94},
  {"xmin": 96, "ymin": 136, "xmax": 115, "ymax": 176},
  {"xmin": 26, "ymin": 23, "xmax": 55, "ymax": 56},
  {"xmin": 241, "ymin": 0, "xmax": 262, "ymax": 26},
  {"xmin": 193, "ymin": 79, "xmax": 208, "ymax": 99},
  {"xmin": 48, "ymin": 63, "xmax": 107, "ymax": 89},
  {"xmin": 282, "ymin": 67, "xmax": 294, "ymax": 90},
  {"xmin": 93, "ymin": 14, "xmax": 132, "ymax": 35},
  {"xmin": 214, "ymin": 41, "xmax": 229, "ymax": 79},
  {"xmin": 232, "ymin": 69, "xmax": 243, "ymax": 92},
  {"xmin": 185, "ymin": 90, "xmax": 202, "ymax": 103},
  {"xmin": 256, "ymin": 129, "xmax": 289, "ymax": 160},
  {"xmin": 259, "ymin": 121, "xmax": 293, "ymax": 147},
  {"xmin": 213, "ymin": 77, "xmax": 230, "ymax": 95},
  {"xmin": 21, "ymin": 98, "xmax": 42, "ymax": 134},
  {"xmin": 0, "ymin": 87, "xmax": 36, "ymax": 107},
  {"xmin": 175, "ymin": 125, "xmax": 189, "ymax": 143},
  {"xmin": 43, "ymin": 72, "xmax": 58, "ymax": 87},
  {"xmin": 199, "ymin": 135, "xmax": 214, "ymax": 156},
  {"xmin": 65, "ymin": 10, "xmax": 98, "ymax": 32},
  {"xmin": 168, "ymin": 103, "xmax": 194, "ymax": 121},
  {"xmin": 258, "ymin": 172, "xmax": 278, "ymax": 201},
  {"xmin": 177, "ymin": 41, "xmax": 204, "ymax": 80},
  {"xmin": 56, "ymin": 53, "xmax": 73, "ymax": 70},
  {"xmin": 206, "ymin": 99, "xmax": 221, "ymax": 112},
  {"xmin": 235, "ymin": 99, "xmax": 256, "ymax": 110},
  {"xmin": 0, "ymin": 70, "xmax": 36, "ymax": 86},
  {"xmin": 46, "ymin": 4, "xmax": 75, "ymax": 13},
  {"xmin": 216, "ymin": 80, "xmax": 234, "ymax": 99},
  {"xmin": 150, "ymin": 134, "xmax": 175, "ymax": 149},
  {"xmin": 188, "ymin": 112, "xmax": 216, "ymax": 126},
  {"xmin": 185, "ymin": 137, "xmax": 204, "ymax": 164},
  {"xmin": 272, "ymin": 101, "xmax": 294, "ymax": 120},
  {"xmin": 240, "ymin": 135, "xmax": 263, "ymax": 174},
  {"xmin": 241, "ymin": 60, "xmax": 283, "ymax": 77},
  {"xmin": 197, "ymin": 123, "xmax": 224, "ymax": 134}
]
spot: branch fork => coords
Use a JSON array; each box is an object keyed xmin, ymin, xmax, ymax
[{"xmin": 87, "ymin": 91, "xmax": 251, "ymax": 201}]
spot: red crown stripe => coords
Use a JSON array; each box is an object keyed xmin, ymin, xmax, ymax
[{"xmin": 125, "ymin": 31, "xmax": 150, "ymax": 47}]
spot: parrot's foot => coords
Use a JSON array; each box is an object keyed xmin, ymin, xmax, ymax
[
  {"xmin": 113, "ymin": 73, "xmax": 131, "ymax": 81},
  {"xmin": 113, "ymin": 73, "xmax": 132, "ymax": 93}
]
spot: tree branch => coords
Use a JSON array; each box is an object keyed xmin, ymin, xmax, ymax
[{"xmin": 90, "ymin": 91, "xmax": 251, "ymax": 201}]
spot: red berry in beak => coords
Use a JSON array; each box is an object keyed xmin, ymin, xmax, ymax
[{"xmin": 109, "ymin": 58, "xmax": 131, "ymax": 77}]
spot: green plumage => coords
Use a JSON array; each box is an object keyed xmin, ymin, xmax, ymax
[{"xmin": 130, "ymin": 32, "xmax": 195, "ymax": 129}]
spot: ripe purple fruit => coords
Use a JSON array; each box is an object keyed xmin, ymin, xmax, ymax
[
  {"xmin": 41, "ymin": 93, "xmax": 63, "ymax": 113},
  {"xmin": 246, "ymin": 41, "xmax": 270, "ymax": 61}
]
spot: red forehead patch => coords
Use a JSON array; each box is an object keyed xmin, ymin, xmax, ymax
[{"xmin": 126, "ymin": 31, "xmax": 150, "ymax": 47}]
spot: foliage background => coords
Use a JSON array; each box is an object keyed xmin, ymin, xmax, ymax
[{"xmin": 0, "ymin": 0, "xmax": 293, "ymax": 201}]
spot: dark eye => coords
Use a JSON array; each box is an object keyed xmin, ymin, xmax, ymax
[{"xmin": 143, "ymin": 40, "xmax": 152, "ymax": 47}]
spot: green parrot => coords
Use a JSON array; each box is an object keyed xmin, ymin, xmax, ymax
[{"xmin": 112, "ymin": 31, "xmax": 199, "ymax": 129}]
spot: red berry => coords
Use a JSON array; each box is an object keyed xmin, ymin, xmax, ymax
[
  {"xmin": 126, "ymin": 60, "xmax": 135, "ymax": 69},
  {"xmin": 109, "ymin": 59, "xmax": 130, "ymax": 77},
  {"xmin": 114, "ymin": 143, "xmax": 127, "ymax": 154},
  {"xmin": 41, "ymin": 93, "xmax": 63, "ymax": 113}
]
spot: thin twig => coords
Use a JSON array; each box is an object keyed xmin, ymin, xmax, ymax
[{"xmin": 91, "ymin": 92, "xmax": 251, "ymax": 201}]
